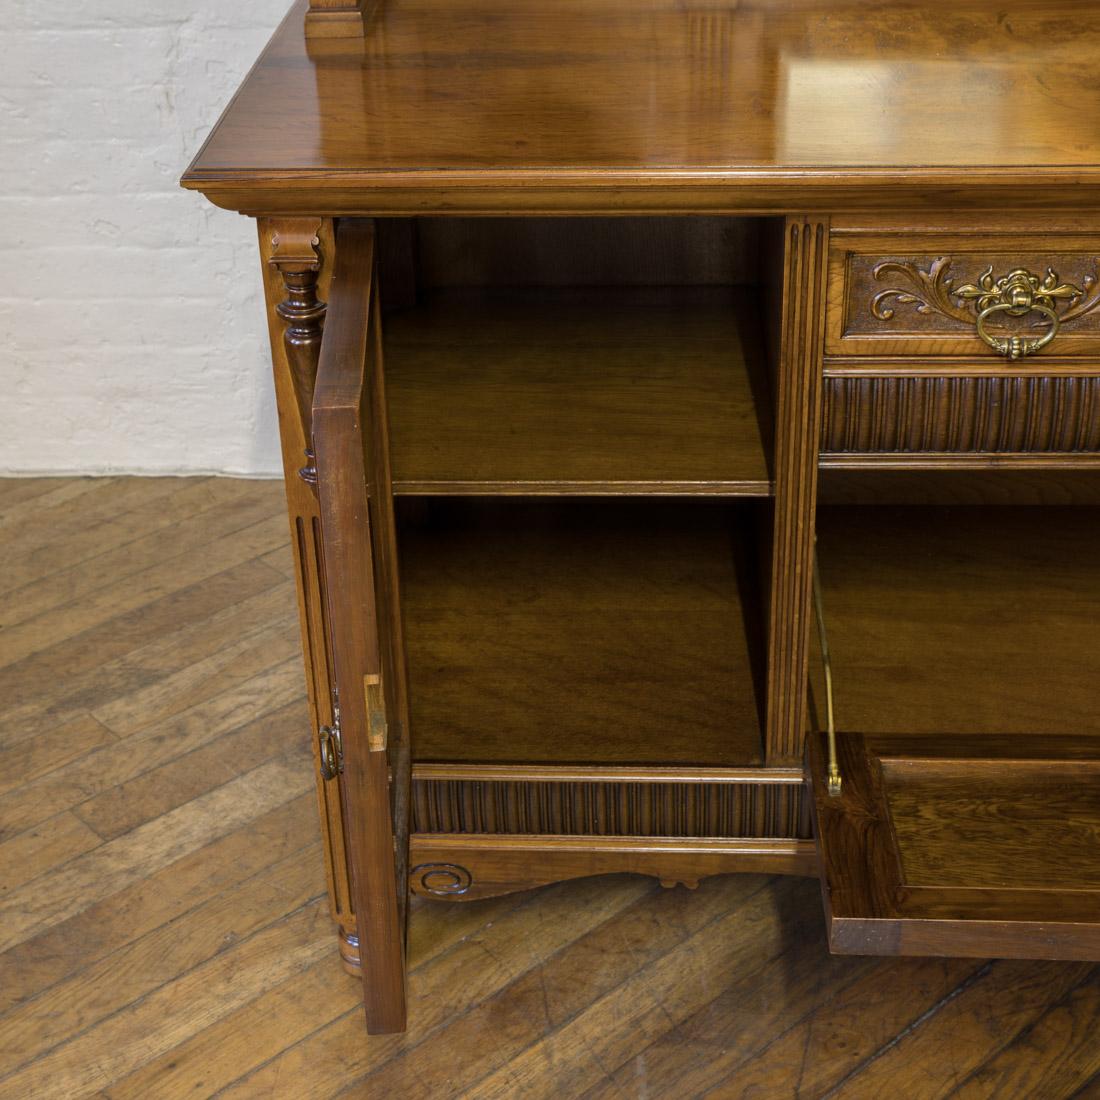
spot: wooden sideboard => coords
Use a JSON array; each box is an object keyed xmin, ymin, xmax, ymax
[{"xmin": 183, "ymin": 0, "xmax": 1100, "ymax": 1034}]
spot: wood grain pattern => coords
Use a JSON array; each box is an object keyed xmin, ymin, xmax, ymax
[
  {"xmin": 312, "ymin": 219, "xmax": 409, "ymax": 1033},
  {"xmin": 765, "ymin": 216, "xmax": 827, "ymax": 764},
  {"xmin": 827, "ymin": 234, "xmax": 1100, "ymax": 360},
  {"xmin": 257, "ymin": 216, "xmax": 358, "ymax": 960},
  {"xmin": 814, "ymin": 506, "xmax": 1100, "ymax": 737},
  {"xmin": 304, "ymin": 0, "xmax": 370, "ymax": 38},
  {"xmin": 407, "ymin": 834, "xmax": 817, "ymax": 902},
  {"xmin": 398, "ymin": 497, "xmax": 766, "ymax": 768},
  {"xmin": 407, "ymin": 216, "xmax": 763, "ymax": 290},
  {"xmin": 410, "ymin": 774, "xmax": 811, "ymax": 840},
  {"xmin": 820, "ymin": 375, "xmax": 1100, "ymax": 456},
  {"xmin": 3, "ymin": 477, "xmax": 1099, "ymax": 1097},
  {"xmin": 383, "ymin": 288, "xmax": 772, "ymax": 496},
  {"xmin": 809, "ymin": 732, "xmax": 1100, "ymax": 961},
  {"xmin": 182, "ymin": 0, "xmax": 1100, "ymax": 215}
]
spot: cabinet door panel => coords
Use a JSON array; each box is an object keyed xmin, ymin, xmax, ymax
[
  {"xmin": 809, "ymin": 732, "xmax": 1100, "ymax": 960},
  {"xmin": 313, "ymin": 219, "xmax": 411, "ymax": 1034}
]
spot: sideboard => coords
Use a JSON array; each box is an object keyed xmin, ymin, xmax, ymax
[{"xmin": 183, "ymin": 0, "xmax": 1100, "ymax": 1033}]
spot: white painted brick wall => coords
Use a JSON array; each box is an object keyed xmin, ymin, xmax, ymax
[{"xmin": 0, "ymin": 0, "xmax": 294, "ymax": 475}]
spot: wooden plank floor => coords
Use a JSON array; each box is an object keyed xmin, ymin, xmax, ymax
[{"xmin": 1, "ymin": 476, "xmax": 1099, "ymax": 1099}]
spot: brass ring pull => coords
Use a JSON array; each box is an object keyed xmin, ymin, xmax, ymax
[
  {"xmin": 975, "ymin": 300, "xmax": 1059, "ymax": 361},
  {"xmin": 957, "ymin": 266, "xmax": 1082, "ymax": 361}
]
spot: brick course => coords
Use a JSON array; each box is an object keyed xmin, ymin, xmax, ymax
[{"xmin": 1, "ymin": 1, "xmax": 291, "ymax": 475}]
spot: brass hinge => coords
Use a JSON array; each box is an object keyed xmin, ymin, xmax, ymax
[{"xmin": 318, "ymin": 692, "xmax": 343, "ymax": 780}]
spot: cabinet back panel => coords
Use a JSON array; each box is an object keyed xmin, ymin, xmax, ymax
[{"xmin": 383, "ymin": 216, "xmax": 762, "ymax": 290}]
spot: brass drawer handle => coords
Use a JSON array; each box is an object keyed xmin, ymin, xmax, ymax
[{"xmin": 958, "ymin": 267, "xmax": 1080, "ymax": 361}]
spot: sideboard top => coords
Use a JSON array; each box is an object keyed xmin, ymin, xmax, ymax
[{"xmin": 182, "ymin": 0, "xmax": 1100, "ymax": 215}]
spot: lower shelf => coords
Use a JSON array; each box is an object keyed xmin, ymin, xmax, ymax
[
  {"xmin": 398, "ymin": 498, "xmax": 768, "ymax": 767},
  {"xmin": 815, "ymin": 505, "xmax": 1100, "ymax": 736}
]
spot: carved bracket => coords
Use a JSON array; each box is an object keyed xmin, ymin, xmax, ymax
[{"xmin": 268, "ymin": 218, "xmax": 326, "ymax": 486}]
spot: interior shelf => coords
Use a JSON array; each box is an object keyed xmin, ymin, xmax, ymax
[
  {"xmin": 398, "ymin": 498, "xmax": 767, "ymax": 767},
  {"xmin": 814, "ymin": 505, "xmax": 1100, "ymax": 737},
  {"xmin": 384, "ymin": 287, "xmax": 772, "ymax": 497}
]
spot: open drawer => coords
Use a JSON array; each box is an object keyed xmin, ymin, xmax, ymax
[
  {"xmin": 808, "ymin": 732, "xmax": 1100, "ymax": 960},
  {"xmin": 807, "ymin": 504, "xmax": 1100, "ymax": 962}
]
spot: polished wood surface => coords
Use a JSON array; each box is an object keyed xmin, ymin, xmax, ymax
[
  {"xmin": 409, "ymin": 767, "xmax": 811, "ymax": 842},
  {"xmin": 398, "ymin": 497, "xmax": 766, "ymax": 766},
  {"xmin": 814, "ymin": 506, "xmax": 1100, "ymax": 737},
  {"xmin": 765, "ymin": 217, "xmax": 827, "ymax": 764},
  {"xmin": 256, "ymin": 215, "xmax": 359, "ymax": 958},
  {"xmin": 820, "ymin": 375, "xmax": 1100, "ymax": 462},
  {"xmin": 826, "ymin": 228, "xmax": 1100, "ymax": 361},
  {"xmin": 178, "ymin": 0, "xmax": 1100, "ymax": 1040},
  {"xmin": 810, "ymin": 732, "xmax": 1100, "ymax": 960},
  {"xmin": 182, "ymin": 0, "xmax": 1100, "ymax": 214},
  {"xmin": 384, "ymin": 288, "xmax": 772, "ymax": 495},
  {"xmin": 313, "ymin": 220, "xmax": 410, "ymax": 1032},
  {"xmin": 8, "ymin": 479, "xmax": 1100, "ymax": 1096}
]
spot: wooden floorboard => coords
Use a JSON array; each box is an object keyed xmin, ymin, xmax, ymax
[{"xmin": 1, "ymin": 476, "xmax": 1097, "ymax": 1099}]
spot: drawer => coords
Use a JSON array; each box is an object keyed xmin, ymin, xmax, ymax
[
  {"xmin": 808, "ymin": 505, "xmax": 1100, "ymax": 961},
  {"xmin": 809, "ymin": 732, "xmax": 1100, "ymax": 961},
  {"xmin": 826, "ymin": 226, "xmax": 1100, "ymax": 362}
]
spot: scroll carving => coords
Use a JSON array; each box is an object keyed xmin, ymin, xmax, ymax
[
  {"xmin": 870, "ymin": 257, "xmax": 1100, "ymax": 327},
  {"xmin": 411, "ymin": 863, "xmax": 473, "ymax": 896},
  {"xmin": 268, "ymin": 218, "xmax": 326, "ymax": 486}
]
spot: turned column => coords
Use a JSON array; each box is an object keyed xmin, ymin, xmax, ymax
[{"xmin": 258, "ymin": 217, "xmax": 360, "ymax": 972}]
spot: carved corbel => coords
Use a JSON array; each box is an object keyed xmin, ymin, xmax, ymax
[{"xmin": 268, "ymin": 218, "xmax": 326, "ymax": 487}]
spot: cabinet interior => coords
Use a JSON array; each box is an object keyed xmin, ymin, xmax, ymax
[
  {"xmin": 812, "ymin": 503, "xmax": 1100, "ymax": 738},
  {"xmin": 378, "ymin": 216, "xmax": 775, "ymax": 496},
  {"xmin": 375, "ymin": 216, "xmax": 778, "ymax": 769},
  {"xmin": 370, "ymin": 216, "xmax": 1098, "ymax": 773}
]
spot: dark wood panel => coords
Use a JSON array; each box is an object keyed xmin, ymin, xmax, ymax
[
  {"xmin": 821, "ymin": 375, "xmax": 1100, "ymax": 455},
  {"xmin": 809, "ymin": 732, "xmax": 1100, "ymax": 961},
  {"xmin": 398, "ymin": 498, "xmax": 766, "ymax": 767},
  {"xmin": 384, "ymin": 287, "xmax": 772, "ymax": 496},
  {"xmin": 408, "ymin": 217, "xmax": 762, "ymax": 289},
  {"xmin": 410, "ymin": 775, "xmax": 811, "ymax": 839},
  {"xmin": 814, "ymin": 506, "xmax": 1100, "ymax": 737},
  {"xmin": 882, "ymin": 760, "xmax": 1100, "ymax": 890},
  {"xmin": 818, "ymin": 468, "xmax": 1100, "ymax": 507}
]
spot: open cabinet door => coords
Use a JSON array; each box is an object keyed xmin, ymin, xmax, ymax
[
  {"xmin": 313, "ymin": 220, "xmax": 411, "ymax": 1033},
  {"xmin": 808, "ymin": 732, "xmax": 1100, "ymax": 960}
]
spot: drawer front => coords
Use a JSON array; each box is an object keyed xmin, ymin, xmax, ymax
[
  {"xmin": 827, "ymin": 231, "xmax": 1100, "ymax": 361},
  {"xmin": 821, "ymin": 374, "xmax": 1100, "ymax": 457}
]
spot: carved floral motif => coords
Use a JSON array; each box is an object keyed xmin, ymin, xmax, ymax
[{"xmin": 870, "ymin": 257, "xmax": 1100, "ymax": 328}]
